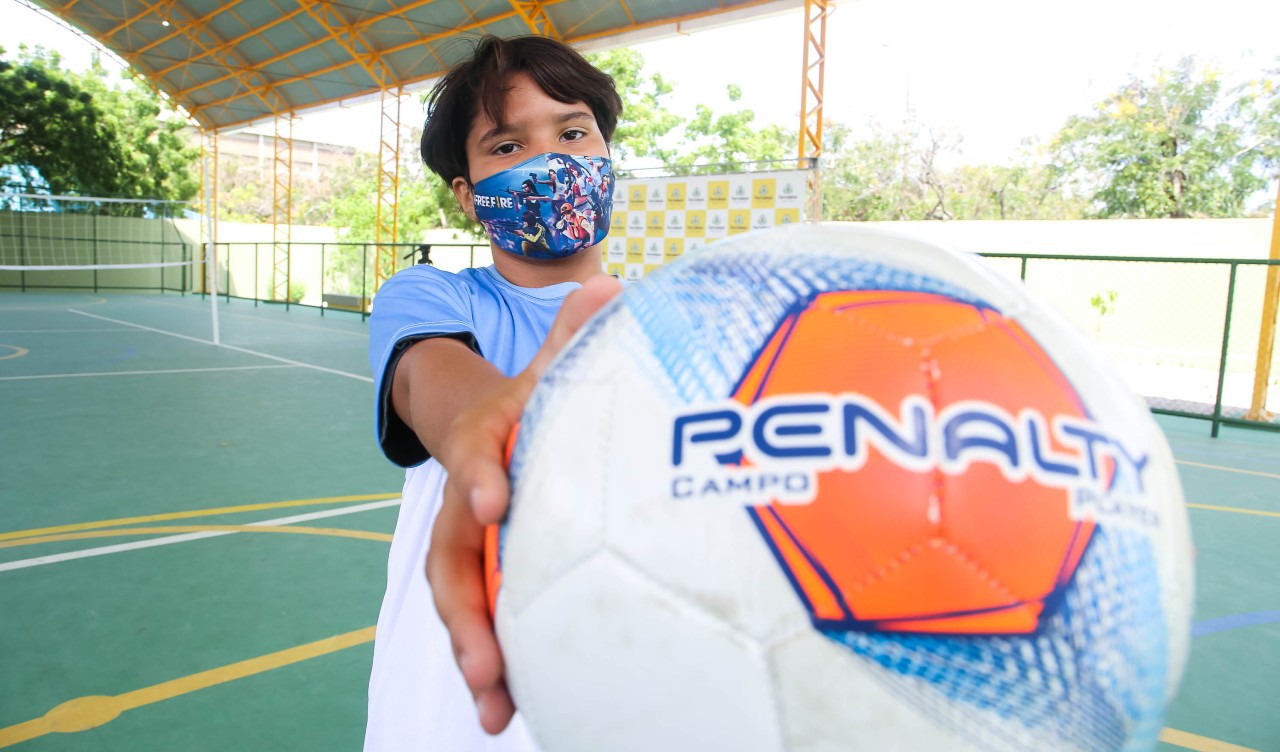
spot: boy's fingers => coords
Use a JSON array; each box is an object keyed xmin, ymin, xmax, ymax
[
  {"xmin": 476, "ymin": 684, "xmax": 517, "ymax": 735},
  {"xmin": 426, "ymin": 491, "xmax": 512, "ymax": 730},
  {"xmin": 427, "ymin": 274, "xmax": 621, "ymax": 738}
]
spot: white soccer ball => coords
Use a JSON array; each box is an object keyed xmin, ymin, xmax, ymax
[{"xmin": 492, "ymin": 225, "xmax": 1194, "ymax": 752}]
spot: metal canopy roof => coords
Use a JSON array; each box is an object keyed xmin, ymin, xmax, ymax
[{"xmin": 30, "ymin": 0, "xmax": 801, "ymax": 132}]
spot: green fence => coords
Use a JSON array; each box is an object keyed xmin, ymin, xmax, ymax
[
  {"xmin": 8, "ymin": 229, "xmax": 1275, "ymax": 436},
  {"xmin": 980, "ymin": 253, "xmax": 1280, "ymax": 436},
  {"xmin": 207, "ymin": 241, "xmax": 491, "ymax": 317}
]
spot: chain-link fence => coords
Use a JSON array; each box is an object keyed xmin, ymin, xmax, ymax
[
  {"xmin": 982, "ymin": 253, "xmax": 1280, "ymax": 435},
  {"xmin": 207, "ymin": 240, "xmax": 491, "ymax": 316},
  {"xmin": 197, "ymin": 244, "xmax": 1280, "ymax": 436}
]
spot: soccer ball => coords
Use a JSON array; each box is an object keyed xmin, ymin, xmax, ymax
[{"xmin": 490, "ymin": 225, "xmax": 1193, "ymax": 752}]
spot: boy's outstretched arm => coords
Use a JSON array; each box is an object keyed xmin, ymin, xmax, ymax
[{"xmin": 394, "ymin": 275, "xmax": 623, "ymax": 734}]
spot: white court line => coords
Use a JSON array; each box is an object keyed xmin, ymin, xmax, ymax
[
  {"xmin": 68, "ymin": 308, "xmax": 213, "ymax": 345},
  {"xmin": 67, "ymin": 308, "xmax": 373, "ymax": 383},
  {"xmin": 0, "ymin": 497, "xmax": 402, "ymax": 573},
  {"xmin": 0, "ymin": 365, "xmax": 299, "ymax": 382},
  {"xmin": 139, "ymin": 296, "xmax": 369, "ymax": 338}
]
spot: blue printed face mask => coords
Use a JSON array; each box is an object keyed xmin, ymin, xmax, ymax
[{"xmin": 470, "ymin": 152, "xmax": 613, "ymax": 259}]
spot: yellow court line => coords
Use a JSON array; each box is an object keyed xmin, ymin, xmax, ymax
[
  {"xmin": 0, "ymin": 524, "xmax": 393, "ymax": 550},
  {"xmin": 0, "ymin": 492, "xmax": 401, "ymax": 542},
  {"xmin": 1186, "ymin": 503, "xmax": 1280, "ymax": 519},
  {"xmin": 1159, "ymin": 727, "xmax": 1260, "ymax": 752},
  {"xmin": 0, "ymin": 627, "xmax": 376, "ymax": 748},
  {"xmin": 0, "ymin": 526, "xmax": 1256, "ymax": 751},
  {"xmin": 0, "ymin": 344, "xmax": 28, "ymax": 360},
  {"xmin": 1176, "ymin": 459, "xmax": 1280, "ymax": 481}
]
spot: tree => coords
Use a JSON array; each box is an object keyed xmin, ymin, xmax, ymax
[
  {"xmin": 1, "ymin": 47, "xmax": 123, "ymax": 196},
  {"xmin": 943, "ymin": 150, "xmax": 1087, "ymax": 220},
  {"xmin": 1238, "ymin": 58, "xmax": 1280, "ymax": 214},
  {"xmin": 678, "ymin": 84, "xmax": 795, "ymax": 167},
  {"xmin": 1049, "ymin": 57, "xmax": 1266, "ymax": 218},
  {"xmin": 586, "ymin": 49, "xmax": 684, "ymax": 166},
  {"xmin": 820, "ymin": 120, "xmax": 960, "ymax": 221},
  {"xmin": 0, "ymin": 46, "xmax": 198, "ymax": 203},
  {"xmin": 588, "ymin": 50, "xmax": 795, "ymax": 170}
]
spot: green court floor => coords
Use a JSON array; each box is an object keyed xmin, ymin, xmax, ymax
[{"xmin": 1, "ymin": 291, "xmax": 1276, "ymax": 751}]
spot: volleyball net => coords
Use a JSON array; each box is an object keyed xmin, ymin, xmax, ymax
[{"xmin": 0, "ymin": 193, "xmax": 195, "ymax": 291}]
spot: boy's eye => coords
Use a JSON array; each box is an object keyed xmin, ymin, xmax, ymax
[
  {"xmin": 561, "ymin": 129, "xmax": 587, "ymax": 142},
  {"xmin": 494, "ymin": 143, "xmax": 520, "ymax": 155}
]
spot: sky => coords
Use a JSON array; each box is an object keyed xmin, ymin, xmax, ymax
[{"xmin": 3, "ymin": 0, "xmax": 1278, "ymax": 168}]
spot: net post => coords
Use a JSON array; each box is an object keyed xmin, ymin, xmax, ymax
[
  {"xmin": 93, "ymin": 212, "xmax": 100, "ymax": 293},
  {"xmin": 361, "ymin": 243, "xmax": 369, "ymax": 322},
  {"xmin": 18, "ymin": 207, "xmax": 27, "ymax": 292},
  {"xmin": 201, "ymin": 128, "xmax": 222, "ymax": 345}
]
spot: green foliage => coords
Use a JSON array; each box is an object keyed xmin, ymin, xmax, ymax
[
  {"xmin": 1090, "ymin": 289, "xmax": 1119, "ymax": 339},
  {"xmin": 588, "ymin": 51, "xmax": 795, "ymax": 170},
  {"xmin": 0, "ymin": 45, "xmax": 198, "ymax": 203},
  {"xmin": 587, "ymin": 49, "xmax": 683, "ymax": 165},
  {"xmin": 820, "ymin": 121, "xmax": 925, "ymax": 220},
  {"xmin": 316, "ymin": 141, "xmax": 469, "ymax": 243},
  {"xmin": 819, "ymin": 119, "xmax": 1089, "ymax": 221},
  {"xmin": 678, "ymin": 84, "xmax": 795, "ymax": 167},
  {"xmin": 1049, "ymin": 57, "xmax": 1266, "ymax": 218}
]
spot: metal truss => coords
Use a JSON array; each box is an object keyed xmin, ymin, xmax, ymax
[
  {"xmin": 799, "ymin": 0, "xmax": 829, "ymax": 221},
  {"xmin": 272, "ymin": 115, "xmax": 294, "ymax": 302},
  {"xmin": 511, "ymin": 0, "xmax": 561, "ymax": 37},
  {"xmin": 100, "ymin": 0, "xmax": 293, "ymax": 125},
  {"xmin": 374, "ymin": 88, "xmax": 403, "ymax": 294}
]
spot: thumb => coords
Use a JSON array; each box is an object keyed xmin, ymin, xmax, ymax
[{"xmin": 524, "ymin": 275, "xmax": 623, "ymax": 381}]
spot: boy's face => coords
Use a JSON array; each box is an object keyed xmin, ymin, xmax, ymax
[{"xmin": 452, "ymin": 71, "xmax": 609, "ymax": 221}]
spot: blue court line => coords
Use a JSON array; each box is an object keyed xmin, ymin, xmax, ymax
[{"xmin": 1192, "ymin": 610, "xmax": 1280, "ymax": 638}]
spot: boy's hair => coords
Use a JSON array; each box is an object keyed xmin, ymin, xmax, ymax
[{"xmin": 420, "ymin": 35, "xmax": 623, "ymax": 184}]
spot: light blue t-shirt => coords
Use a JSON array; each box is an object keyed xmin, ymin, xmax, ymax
[{"xmin": 368, "ymin": 264, "xmax": 580, "ymax": 467}]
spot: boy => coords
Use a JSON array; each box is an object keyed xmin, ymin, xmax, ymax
[{"xmin": 365, "ymin": 35, "xmax": 623, "ymax": 750}]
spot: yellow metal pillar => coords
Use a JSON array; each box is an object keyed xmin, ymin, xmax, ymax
[
  {"xmin": 798, "ymin": 0, "xmax": 829, "ymax": 222},
  {"xmin": 1246, "ymin": 179, "xmax": 1280, "ymax": 421},
  {"xmin": 511, "ymin": 1, "xmax": 560, "ymax": 37},
  {"xmin": 272, "ymin": 115, "xmax": 294, "ymax": 302},
  {"xmin": 374, "ymin": 88, "xmax": 403, "ymax": 293}
]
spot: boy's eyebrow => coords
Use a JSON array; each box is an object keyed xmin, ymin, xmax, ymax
[{"xmin": 476, "ymin": 110, "xmax": 595, "ymax": 146}]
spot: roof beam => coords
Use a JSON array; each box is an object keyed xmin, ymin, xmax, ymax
[
  {"xmin": 182, "ymin": 11, "xmax": 517, "ymax": 119},
  {"xmin": 296, "ymin": 0, "xmax": 395, "ymax": 88},
  {"xmin": 509, "ymin": 1, "xmax": 561, "ymax": 38},
  {"xmin": 156, "ymin": 0, "xmax": 461, "ymax": 91},
  {"xmin": 102, "ymin": 0, "xmax": 291, "ymax": 124}
]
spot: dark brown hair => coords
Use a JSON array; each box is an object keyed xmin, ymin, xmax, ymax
[{"xmin": 420, "ymin": 35, "xmax": 622, "ymax": 184}]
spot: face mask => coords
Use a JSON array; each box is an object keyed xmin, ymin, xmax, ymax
[{"xmin": 471, "ymin": 152, "xmax": 613, "ymax": 259}]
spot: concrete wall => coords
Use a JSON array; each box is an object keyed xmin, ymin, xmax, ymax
[
  {"xmin": 840, "ymin": 218, "xmax": 1274, "ymax": 259},
  {"xmin": 823, "ymin": 218, "xmax": 1278, "ymax": 415}
]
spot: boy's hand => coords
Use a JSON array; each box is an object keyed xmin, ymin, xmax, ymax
[{"xmin": 427, "ymin": 275, "xmax": 622, "ymax": 734}]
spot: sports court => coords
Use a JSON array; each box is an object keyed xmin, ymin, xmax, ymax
[
  {"xmin": 0, "ymin": 289, "xmax": 1277, "ymax": 751},
  {"xmin": 3, "ymin": 0, "xmax": 1279, "ymax": 748}
]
